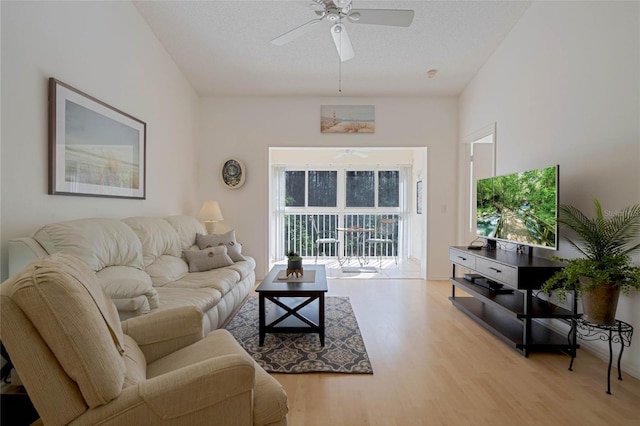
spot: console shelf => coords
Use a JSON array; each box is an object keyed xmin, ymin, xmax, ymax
[
  {"xmin": 449, "ymin": 246, "xmax": 578, "ymax": 357},
  {"xmin": 450, "ymin": 298, "xmax": 574, "ymax": 350},
  {"xmin": 450, "ymin": 277, "xmax": 575, "ymax": 319}
]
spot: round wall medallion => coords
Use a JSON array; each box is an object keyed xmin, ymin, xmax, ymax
[{"xmin": 220, "ymin": 158, "xmax": 246, "ymax": 189}]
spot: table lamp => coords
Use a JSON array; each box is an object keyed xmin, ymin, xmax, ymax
[{"xmin": 197, "ymin": 200, "xmax": 224, "ymax": 234}]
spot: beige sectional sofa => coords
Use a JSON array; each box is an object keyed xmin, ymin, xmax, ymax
[{"xmin": 8, "ymin": 215, "xmax": 255, "ymax": 334}]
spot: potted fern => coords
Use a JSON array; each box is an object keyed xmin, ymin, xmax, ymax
[{"xmin": 541, "ymin": 198, "xmax": 640, "ymax": 325}]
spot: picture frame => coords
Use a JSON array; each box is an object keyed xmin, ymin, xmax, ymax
[
  {"xmin": 320, "ymin": 105, "xmax": 375, "ymax": 133},
  {"xmin": 416, "ymin": 180, "xmax": 423, "ymax": 214},
  {"xmin": 48, "ymin": 78, "xmax": 146, "ymax": 199}
]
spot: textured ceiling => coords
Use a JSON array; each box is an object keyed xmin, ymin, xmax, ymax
[{"xmin": 134, "ymin": 1, "xmax": 532, "ymax": 97}]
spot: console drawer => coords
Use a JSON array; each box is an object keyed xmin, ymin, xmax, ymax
[
  {"xmin": 476, "ymin": 258, "xmax": 516, "ymax": 286},
  {"xmin": 449, "ymin": 248, "xmax": 476, "ymax": 270}
]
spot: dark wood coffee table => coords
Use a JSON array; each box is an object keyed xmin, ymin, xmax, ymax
[{"xmin": 256, "ymin": 264, "xmax": 327, "ymax": 346}]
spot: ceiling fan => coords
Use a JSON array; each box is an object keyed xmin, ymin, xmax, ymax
[
  {"xmin": 271, "ymin": 0, "xmax": 415, "ymax": 62},
  {"xmin": 337, "ymin": 148, "xmax": 369, "ymax": 158}
]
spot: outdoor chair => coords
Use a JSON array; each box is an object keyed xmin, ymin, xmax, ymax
[
  {"xmin": 366, "ymin": 217, "xmax": 398, "ymax": 267},
  {"xmin": 310, "ymin": 216, "xmax": 342, "ymax": 265}
]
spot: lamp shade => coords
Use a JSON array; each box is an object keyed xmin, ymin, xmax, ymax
[{"xmin": 197, "ymin": 200, "xmax": 224, "ymax": 222}]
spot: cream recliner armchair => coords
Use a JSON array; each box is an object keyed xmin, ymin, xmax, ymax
[{"xmin": 0, "ymin": 253, "xmax": 288, "ymax": 425}]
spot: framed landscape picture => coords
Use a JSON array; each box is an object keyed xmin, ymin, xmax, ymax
[
  {"xmin": 48, "ymin": 78, "xmax": 146, "ymax": 199},
  {"xmin": 321, "ymin": 105, "xmax": 375, "ymax": 133}
]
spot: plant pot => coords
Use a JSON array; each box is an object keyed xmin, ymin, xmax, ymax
[
  {"xmin": 287, "ymin": 259, "xmax": 302, "ymax": 270},
  {"xmin": 579, "ymin": 276, "xmax": 621, "ymax": 326},
  {"xmin": 287, "ymin": 259, "xmax": 303, "ymax": 277}
]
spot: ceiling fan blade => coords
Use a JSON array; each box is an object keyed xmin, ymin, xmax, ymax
[
  {"xmin": 330, "ymin": 23, "xmax": 355, "ymax": 62},
  {"xmin": 270, "ymin": 18, "xmax": 324, "ymax": 46},
  {"xmin": 347, "ymin": 9, "xmax": 415, "ymax": 27}
]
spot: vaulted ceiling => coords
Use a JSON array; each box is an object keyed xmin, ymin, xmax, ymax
[{"xmin": 134, "ymin": 1, "xmax": 532, "ymax": 97}]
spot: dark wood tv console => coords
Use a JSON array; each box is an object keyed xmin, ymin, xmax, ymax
[{"xmin": 449, "ymin": 246, "xmax": 578, "ymax": 357}]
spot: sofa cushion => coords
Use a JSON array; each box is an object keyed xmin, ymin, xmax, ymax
[
  {"xmin": 146, "ymin": 255, "xmax": 189, "ymax": 286},
  {"xmin": 122, "ymin": 217, "xmax": 182, "ymax": 267},
  {"xmin": 161, "ymin": 267, "xmax": 240, "ymax": 297},
  {"xmin": 155, "ymin": 287, "xmax": 222, "ymax": 316},
  {"xmin": 196, "ymin": 230, "xmax": 246, "ymax": 262},
  {"xmin": 96, "ymin": 266, "xmax": 159, "ymax": 311},
  {"xmin": 163, "ymin": 215, "xmax": 206, "ymax": 250},
  {"xmin": 183, "ymin": 246, "xmax": 234, "ymax": 272},
  {"xmin": 32, "ymin": 218, "xmax": 144, "ymax": 271},
  {"xmin": 146, "ymin": 329, "xmax": 288, "ymax": 425},
  {"xmin": 3, "ymin": 253, "xmax": 126, "ymax": 407},
  {"xmin": 227, "ymin": 257, "xmax": 257, "ymax": 281}
]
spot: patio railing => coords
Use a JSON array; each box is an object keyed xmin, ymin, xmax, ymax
[{"xmin": 284, "ymin": 213, "xmax": 399, "ymax": 260}]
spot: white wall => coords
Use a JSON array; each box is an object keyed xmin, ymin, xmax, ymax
[
  {"xmin": 198, "ymin": 97, "xmax": 457, "ymax": 279},
  {"xmin": 0, "ymin": 1, "xmax": 200, "ymax": 280},
  {"xmin": 459, "ymin": 1, "xmax": 640, "ymax": 377}
]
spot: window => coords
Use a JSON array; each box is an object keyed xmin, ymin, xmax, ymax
[
  {"xmin": 287, "ymin": 169, "xmax": 400, "ymax": 209},
  {"xmin": 346, "ymin": 171, "xmax": 374, "ymax": 207},
  {"xmin": 285, "ymin": 171, "xmax": 305, "ymax": 207},
  {"xmin": 286, "ymin": 170, "xmax": 337, "ymax": 207},
  {"xmin": 378, "ymin": 171, "xmax": 399, "ymax": 207},
  {"xmin": 308, "ymin": 171, "xmax": 337, "ymax": 207},
  {"xmin": 345, "ymin": 170, "xmax": 399, "ymax": 208}
]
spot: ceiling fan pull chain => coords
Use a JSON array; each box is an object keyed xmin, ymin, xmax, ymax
[
  {"xmin": 338, "ymin": 16, "xmax": 342, "ymax": 93},
  {"xmin": 338, "ymin": 59, "xmax": 342, "ymax": 93}
]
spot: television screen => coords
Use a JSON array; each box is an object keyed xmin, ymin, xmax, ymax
[{"xmin": 476, "ymin": 165, "xmax": 558, "ymax": 250}]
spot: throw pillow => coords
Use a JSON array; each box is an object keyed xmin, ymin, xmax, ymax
[
  {"xmin": 196, "ymin": 230, "xmax": 247, "ymax": 262},
  {"xmin": 183, "ymin": 246, "xmax": 233, "ymax": 272}
]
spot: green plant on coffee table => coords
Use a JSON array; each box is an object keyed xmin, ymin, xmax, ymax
[
  {"xmin": 541, "ymin": 198, "xmax": 640, "ymax": 304},
  {"xmin": 287, "ymin": 251, "xmax": 302, "ymax": 261}
]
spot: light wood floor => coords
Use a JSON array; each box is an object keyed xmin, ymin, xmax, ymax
[{"xmin": 266, "ymin": 278, "xmax": 640, "ymax": 426}]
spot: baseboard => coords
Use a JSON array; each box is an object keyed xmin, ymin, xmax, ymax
[{"xmin": 428, "ymin": 275, "xmax": 450, "ymax": 281}]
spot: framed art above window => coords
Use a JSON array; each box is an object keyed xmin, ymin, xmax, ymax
[
  {"xmin": 320, "ymin": 105, "xmax": 375, "ymax": 133},
  {"xmin": 48, "ymin": 78, "xmax": 146, "ymax": 199}
]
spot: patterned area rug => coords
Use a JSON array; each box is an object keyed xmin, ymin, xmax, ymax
[{"xmin": 226, "ymin": 296, "xmax": 373, "ymax": 374}]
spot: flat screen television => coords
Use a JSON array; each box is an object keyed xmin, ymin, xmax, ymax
[{"xmin": 476, "ymin": 165, "xmax": 559, "ymax": 250}]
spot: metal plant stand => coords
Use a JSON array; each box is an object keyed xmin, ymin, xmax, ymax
[{"xmin": 568, "ymin": 318, "xmax": 633, "ymax": 394}]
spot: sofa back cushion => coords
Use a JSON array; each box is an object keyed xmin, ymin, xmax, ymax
[
  {"xmin": 32, "ymin": 218, "xmax": 144, "ymax": 272},
  {"xmin": 122, "ymin": 217, "xmax": 182, "ymax": 267},
  {"xmin": 163, "ymin": 215, "xmax": 206, "ymax": 250},
  {"xmin": 2, "ymin": 253, "xmax": 126, "ymax": 408},
  {"xmin": 145, "ymin": 255, "xmax": 189, "ymax": 286}
]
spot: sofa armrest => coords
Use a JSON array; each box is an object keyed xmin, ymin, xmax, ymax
[
  {"xmin": 8, "ymin": 238, "xmax": 48, "ymax": 277},
  {"xmin": 121, "ymin": 306, "xmax": 203, "ymax": 363},
  {"xmin": 140, "ymin": 353, "xmax": 255, "ymax": 419}
]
